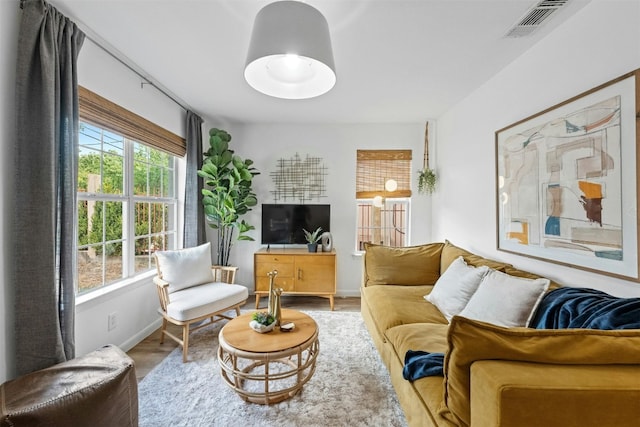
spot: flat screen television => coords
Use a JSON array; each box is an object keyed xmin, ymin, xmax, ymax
[{"xmin": 261, "ymin": 204, "xmax": 330, "ymax": 245}]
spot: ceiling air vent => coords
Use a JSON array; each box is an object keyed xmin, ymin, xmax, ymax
[{"xmin": 504, "ymin": 0, "xmax": 571, "ymax": 38}]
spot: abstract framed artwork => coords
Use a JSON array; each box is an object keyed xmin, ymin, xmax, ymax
[{"xmin": 496, "ymin": 69, "xmax": 640, "ymax": 281}]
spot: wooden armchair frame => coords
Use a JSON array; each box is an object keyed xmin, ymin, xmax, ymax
[{"xmin": 153, "ymin": 263, "xmax": 244, "ymax": 362}]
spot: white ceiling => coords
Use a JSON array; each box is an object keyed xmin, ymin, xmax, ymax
[{"xmin": 52, "ymin": 0, "xmax": 590, "ymax": 124}]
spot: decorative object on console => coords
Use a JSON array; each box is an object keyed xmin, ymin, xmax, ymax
[
  {"xmin": 321, "ymin": 231, "xmax": 333, "ymax": 252},
  {"xmin": 198, "ymin": 128, "xmax": 260, "ymax": 266},
  {"xmin": 303, "ymin": 227, "xmax": 323, "ymax": 253},
  {"xmin": 418, "ymin": 122, "xmax": 437, "ymax": 194},
  {"xmin": 270, "ymin": 153, "xmax": 327, "ymax": 203},
  {"xmin": 496, "ymin": 69, "xmax": 640, "ymax": 281},
  {"xmin": 244, "ymin": 1, "xmax": 336, "ymax": 100}
]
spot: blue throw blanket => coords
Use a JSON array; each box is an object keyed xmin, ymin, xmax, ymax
[
  {"xmin": 530, "ymin": 287, "xmax": 640, "ymax": 330},
  {"xmin": 403, "ymin": 287, "xmax": 640, "ymax": 381},
  {"xmin": 402, "ymin": 350, "xmax": 444, "ymax": 382}
]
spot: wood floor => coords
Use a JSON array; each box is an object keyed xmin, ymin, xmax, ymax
[{"xmin": 127, "ymin": 294, "xmax": 361, "ymax": 382}]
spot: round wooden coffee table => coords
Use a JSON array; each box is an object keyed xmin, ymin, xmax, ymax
[{"xmin": 217, "ymin": 309, "xmax": 319, "ymax": 404}]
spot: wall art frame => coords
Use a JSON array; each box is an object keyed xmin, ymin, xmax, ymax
[{"xmin": 495, "ymin": 69, "xmax": 640, "ymax": 282}]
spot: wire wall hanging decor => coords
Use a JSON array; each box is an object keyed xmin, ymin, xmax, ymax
[{"xmin": 270, "ymin": 153, "xmax": 328, "ymax": 203}]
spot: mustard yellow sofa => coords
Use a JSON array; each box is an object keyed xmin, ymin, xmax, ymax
[{"xmin": 360, "ymin": 240, "xmax": 640, "ymax": 427}]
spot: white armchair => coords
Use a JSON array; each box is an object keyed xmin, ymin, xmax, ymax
[{"xmin": 153, "ymin": 242, "xmax": 248, "ymax": 362}]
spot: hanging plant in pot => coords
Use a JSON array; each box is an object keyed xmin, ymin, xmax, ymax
[
  {"xmin": 418, "ymin": 168, "xmax": 437, "ymax": 194},
  {"xmin": 418, "ymin": 122, "xmax": 437, "ymax": 194},
  {"xmin": 197, "ymin": 128, "xmax": 260, "ymax": 266},
  {"xmin": 303, "ymin": 227, "xmax": 323, "ymax": 253}
]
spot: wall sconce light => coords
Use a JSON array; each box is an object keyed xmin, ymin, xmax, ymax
[{"xmin": 385, "ymin": 179, "xmax": 398, "ymax": 192}]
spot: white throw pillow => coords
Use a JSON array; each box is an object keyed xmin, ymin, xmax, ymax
[
  {"xmin": 155, "ymin": 242, "xmax": 213, "ymax": 293},
  {"xmin": 425, "ymin": 256, "xmax": 489, "ymax": 322},
  {"xmin": 458, "ymin": 269, "xmax": 550, "ymax": 327}
]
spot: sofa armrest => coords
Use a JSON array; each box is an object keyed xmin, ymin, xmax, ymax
[{"xmin": 470, "ymin": 360, "xmax": 640, "ymax": 427}]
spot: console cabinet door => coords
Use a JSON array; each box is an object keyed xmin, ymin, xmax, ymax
[{"xmin": 294, "ymin": 255, "xmax": 336, "ymax": 293}]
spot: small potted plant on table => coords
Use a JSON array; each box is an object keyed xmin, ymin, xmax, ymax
[
  {"xmin": 303, "ymin": 227, "xmax": 323, "ymax": 253},
  {"xmin": 250, "ymin": 312, "xmax": 276, "ymax": 333}
]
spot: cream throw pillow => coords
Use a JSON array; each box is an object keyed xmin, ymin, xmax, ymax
[
  {"xmin": 425, "ymin": 256, "xmax": 489, "ymax": 322},
  {"xmin": 458, "ymin": 268, "xmax": 550, "ymax": 327},
  {"xmin": 155, "ymin": 242, "xmax": 213, "ymax": 293}
]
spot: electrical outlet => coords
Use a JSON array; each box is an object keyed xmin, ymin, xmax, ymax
[{"xmin": 108, "ymin": 312, "xmax": 118, "ymax": 331}]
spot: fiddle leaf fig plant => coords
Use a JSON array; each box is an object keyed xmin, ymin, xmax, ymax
[
  {"xmin": 197, "ymin": 128, "xmax": 259, "ymax": 266},
  {"xmin": 418, "ymin": 168, "xmax": 437, "ymax": 194}
]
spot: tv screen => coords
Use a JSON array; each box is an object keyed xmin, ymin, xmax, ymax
[{"xmin": 261, "ymin": 204, "xmax": 330, "ymax": 245}]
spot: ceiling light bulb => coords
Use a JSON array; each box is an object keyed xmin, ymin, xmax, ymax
[
  {"xmin": 373, "ymin": 196, "xmax": 384, "ymax": 208},
  {"xmin": 266, "ymin": 54, "xmax": 316, "ymax": 84}
]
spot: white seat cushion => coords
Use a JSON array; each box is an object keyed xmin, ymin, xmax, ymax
[{"xmin": 165, "ymin": 282, "xmax": 248, "ymax": 322}]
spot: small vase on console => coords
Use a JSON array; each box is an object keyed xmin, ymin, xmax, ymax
[{"xmin": 321, "ymin": 232, "xmax": 333, "ymax": 252}]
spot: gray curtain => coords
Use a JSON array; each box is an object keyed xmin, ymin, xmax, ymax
[
  {"xmin": 183, "ymin": 111, "xmax": 206, "ymax": 248},
  {"xmin": 14, "ymin": 0, "xmax": 85, "ymax": 375}
]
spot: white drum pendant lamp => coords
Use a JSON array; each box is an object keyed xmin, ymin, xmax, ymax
[{"xmin": 245, "ymin": 1, "xmax": 336, "ymax": 99}]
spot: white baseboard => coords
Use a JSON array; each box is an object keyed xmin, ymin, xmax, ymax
[{"xmin": 120, "ymin": 318, "xmax": 162, "ymax": 352}]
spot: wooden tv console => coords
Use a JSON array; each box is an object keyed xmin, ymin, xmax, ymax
[{"xmin": 254, "ymin": 248, "xmax": 336, "ymax": 310}]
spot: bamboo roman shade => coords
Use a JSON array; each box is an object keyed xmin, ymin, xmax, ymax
[
  {"xmin": 356, "ymin": 149, "xmax": 412, "ymax": 198},
  {"xmin": 78, "ymin": 86, "xmax": 186, "ymax": 157}
]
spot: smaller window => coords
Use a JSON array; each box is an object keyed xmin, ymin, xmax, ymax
[
  {"xmin": 356, "ymin": 198, "xmax": 410, "ymax": 251},
  {"xmin": 355, "ymin": 149, "xmax": 412, "ymax": 252}
]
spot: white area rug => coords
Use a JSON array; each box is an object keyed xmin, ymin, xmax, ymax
[{"xmin": 138, "ymin": 310, "xmax": 408, "ymax": 427}]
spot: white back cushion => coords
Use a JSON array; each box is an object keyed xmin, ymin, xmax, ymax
[
  {"xmin": 155, "ymin": 242, "xmax": 213, "ymax": 293},
  {"xmin": 458, "ymin": 268, "xmax": 550, "ymax": 327},
  {"xmin": 425, "ymin": 256, "xmax": 489, "ymax": 322}
]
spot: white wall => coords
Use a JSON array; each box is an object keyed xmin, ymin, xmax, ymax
[
  {"xmin": 200, "ymin": 122, "xmax": 432, "ymax": 298},
  {"xmin": 1, "ymin": 1, "xmax": 21, "ymax": 383},
  {"xmin": 433, "ymin": 0, "xmax": 640, "ymax": 297}
]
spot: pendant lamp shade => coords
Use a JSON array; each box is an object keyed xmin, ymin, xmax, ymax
[{"xmin": 245, "ymin": 1, "xmax": 336, "ymax": 99}]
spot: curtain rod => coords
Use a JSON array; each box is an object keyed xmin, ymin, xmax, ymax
[
  {"xmin": 83, "ymin": 34, "xmax": 191, "ymax": 113},
  {"xmin": 20, "ymin": 0, "xmax": 193, "ymax": 113}
]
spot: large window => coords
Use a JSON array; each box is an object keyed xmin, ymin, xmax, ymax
[
  {"xmin": 77, "ymin": 123, "xmax": 177, "ymax": 294},
  {"xmin": 77, "ymin": 87, "xmax": 184, "ymax": 295},
  {"xmin": 355, "ymin": 149, "xmax": 412, "ymax": 252}
]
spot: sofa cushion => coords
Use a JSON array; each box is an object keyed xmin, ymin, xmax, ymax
[
  {"xmin": 166, "ymin": 282, "xmax": 248, "ymax": 321},
  {"xmin": 458, "ymin": 269, "xmax": 549, "ymax": 327},
  {"xmin": 155, "ymin": 242, "xmax": 213, "ymax": 293},
  {"xmin": 385, "ymin": 323, "xmax": 450, "ymax": 356},
  {"xmin": 384, "ymin": 323, "xmax": 453, "ymax": 426},
  {"xmin": 363, "ymin": 242, "xmax": 443, "ymax": 286},
  {"xmin": 361, "ymin": 285, "xmax": 447, "ymax": 339},
  {"xmin": 425, "ymin": 256, "xmax": 489, "ymax": 322},
  {"xmin": 442, "ymin": 316, "xmax": 640, "ymax": 427},
  {"xmin": 440, "ymin": 240, "xmax": 511, "ymax": 273}
]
